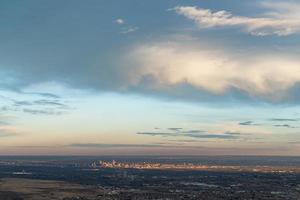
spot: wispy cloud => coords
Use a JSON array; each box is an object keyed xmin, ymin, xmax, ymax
[
  {"xmin": 168, "ymin": 127, "xmax": 183, "ymax": 132},
  {"xmin": 0, "ymin": 127, "xmax": 18, "ymax": 137},
  {"xmin": 137, "ymin": 132, "xmax": 178, "ymax": 137},
  {"xmin": 269, "ymin": 118, "xmax": 298, "ymax": 122},
  {"xmin": 22, "ymin": 108, "xmax": 64, "ymax": 115},
  {"xmin": 173, "ymin": 2, "xmax": 300, "ymax": 36},
  {"xmin": 120, "ymin": 26, "xmax": 139, "ymax": 34},
  {"xmin": 0, "ymin": 90, "xmax": 70, "ymax": 116},
  {"xmin": 32, "ymin": 99, "xmax": 69, "ymax": 108},
  {"xmin": 69, "ymin": 143, "xmax": 202, "ymax": 148},
  {"xmin": 0, "ymin": 120, "xmax": 9, "ymax": 126},
  {"xmin": 12, "ymin": 99, "xmax": 68, "ymax": 109},
  {"xmin": 239, "ymin": 121, "xmax": 254, "ymax": 126},
  {"xmin": 224, "ymin": 131, "xmax": 241, "ymax": 135},
  {"xmin": 182, "ymin": 130, "xmax": 204, "ymax": 134},
  {"xmin": 183, "ymin": 133, "xmax": 238, "ymax": 139},
  {"xmin": 31, "ymin": 92, "xmax": 60, "ymax": 99},
  {"xmin": 17, "ymin": 91, "xmax": 60, "ymax": 99},
  {"xmin": 114, "ymin": 17, "xmax": 138, "ymax": 34},
  {"xmin": 137, "ymin": 128, "xmax": 240, "ymax": 140},
  {"xmin": 273, "ymin": 124, "xmax": 297, "ymax": 128},
  {"xmin": 239, "ymin": 121, "xmax": 261, "ymax": 126},
  {"xmin": 114, "ymin": 18, "xmax": 125, "ymax": 24}
]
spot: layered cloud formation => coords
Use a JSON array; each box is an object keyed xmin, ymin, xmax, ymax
[
  {"xmin": 0, "ymin": 0, "xmax": 299, "ymax": 104},
  {"xmin": 174, "ymin": 1, "xmax": 300, "ymax": 36},
  {"xmin": 127, "ymin": 41, "xmax": 300, "ymax": 100}
]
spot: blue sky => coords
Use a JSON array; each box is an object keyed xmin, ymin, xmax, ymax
[{"xmin": 0, "ymin": 0, "xmax": 300, "ymax": 155}]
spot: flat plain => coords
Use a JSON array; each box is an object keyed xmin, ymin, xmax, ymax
[{"xmin": 0, "ymin": 178, "xmax": 103, "ymax": 200}]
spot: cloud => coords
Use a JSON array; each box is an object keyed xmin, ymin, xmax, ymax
[
  {"xmin": 114, "ymin": 17, "xmax": 138, "ymax": 34},
  {"xmin": 269, "ymin": 118, "xmax": 298, "ymax": 122},
  {"xmin": 0, "ymin": 0, "xmax": 299, "ymax": 106},
  {"xmin": 137, "ymin": 129, "xmax": 239, "ymax": 140},
  {"xmin": 22, "ymin": 108, "xmax": 64, "ymax": 115},
  {"xmin": 167, "ymin": 128, "xmax": 203, "ymax": 134},
  {"xmin": 183, "ymin": 133, "xmax": 238, "ymax": 139},
  {"xmin": 32, "ymin": 99, "xmax": 68, "ymax": 108},
  {"xmin": 173, "ymin": 2, "xmax": 300, "ymax": 36},
  {"xmin": 168, "ymin": 139, "xmax": 200, "ymax": 143},
  {"xmin": 0, "ymin": 128, "xmax": 18, "ymax": 137},
  {"xmin": 0, "ymin": 132, "xmax": 16, "ymax": 137},
  {"xmin": 69, "ymin": 143, "xmax": 202, "ymax": 148},
  {"xmin": 168, "ymin": 127, "xmax": 183, "ymax": 132},
  {"xmin": 16, "ymin": 91, "xmax": 60, "ymax": 99},
  {"xmin": 223, "ymin": 131, "xmax": 241, "ymax": 135},
  {"xmin": 181, "ymin": 130, "xmax": 204, "ymax": 134},
  {"xmin": 239, "ymin": 121, "xmax": 254, "ymax": 126},
  {"xmin": 239, "ymin": 121, "xmax": 261, "ymax": 126},
  {"xmin": 273, "ymin": 124, "xmax": 296, "ymax": 128},
  {"xmin": 0, "ymin": 120, "xmax": 9, "ymax": 126},
  {"xmin": 0, "ymin": 89, "xmax": 70, "ymax": 116},
  {"xmin": 114, "ymin": 18, "xmax": 125, "ymax": 24},
  {"xmin": 127, "ymin": 41, "xmax": 300, "ymax": 101},
  {"xmin": 30, "ymin": 92, "xmax": 60, "ymax": 99},
  {"xmin": 137, "ymin": 132, "xmax": 178, "ymax": 137},
  {"xmin": 14, "ymin": 101, "xmax": 33, "ymax": 106},
  {"xmin": 120, "ymin": 26, "xmax": 138, "ymax": 34}
]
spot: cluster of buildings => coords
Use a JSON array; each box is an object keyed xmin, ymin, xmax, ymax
[
  {"xmin": 89, "ymin": 160, "xmax": 300, "ymax": 173},
  {"xmin": 90, "ymin": 160, "xmax": 211, "ymax": 170}
]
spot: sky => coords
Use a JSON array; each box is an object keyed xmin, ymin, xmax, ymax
[{"xmin": 0, "ymin": 0, "xmax": 300, "ymax": 155}]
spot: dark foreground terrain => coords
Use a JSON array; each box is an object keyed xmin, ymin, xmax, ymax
[
  {"xmin": 0, "ymin": 156, "xmax": 299, "ymax": 200},
  {"xmin": 0, "ymin": 178, "xmax": 104, "ymax": 200}
]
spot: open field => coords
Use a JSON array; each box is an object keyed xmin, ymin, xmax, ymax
[{"xmin": 0, "ymin": 178, "xmax": 103, "ymax": 200}]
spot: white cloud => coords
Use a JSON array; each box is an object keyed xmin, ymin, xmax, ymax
[
  {"xmin": 114, "ymin": 18, "xmax": 138, "ymax": 34},
  {"xmin": 173, "ymin": 2, "xmax": 300, "ymax": 36},
  {"xmin": 126, "ymin": 41, "xmax": 300, "ymax": 99},
  {"xmin": 114, "ymin": 18, "xmax": 125, "ymax": 24},
  {"xmin": 120, "ymin": 26, "xmax": 139, "ymax": 34}
]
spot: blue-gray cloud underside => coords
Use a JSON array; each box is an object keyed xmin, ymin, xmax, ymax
[
  {"xmin": 269, "ymin": 118, "xmax": 299, "ymax": 122},
  {"xmin": 239, "ymin": 121, "xmax": 261, "ymax": 126},
  {"xmin": 0, "ymin": 92, "xmax": 70, "ymax": 116},
  {"xmin": 137, "ymin": 131, "xmax": 239, "ymax": 140},
  {"xmin": 239, "ymin": 120, "xmax": 298, "ymax": 128},
  {"xmin": 273, "ymin": 124, "xmax": 297, "ymax": 128}
]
